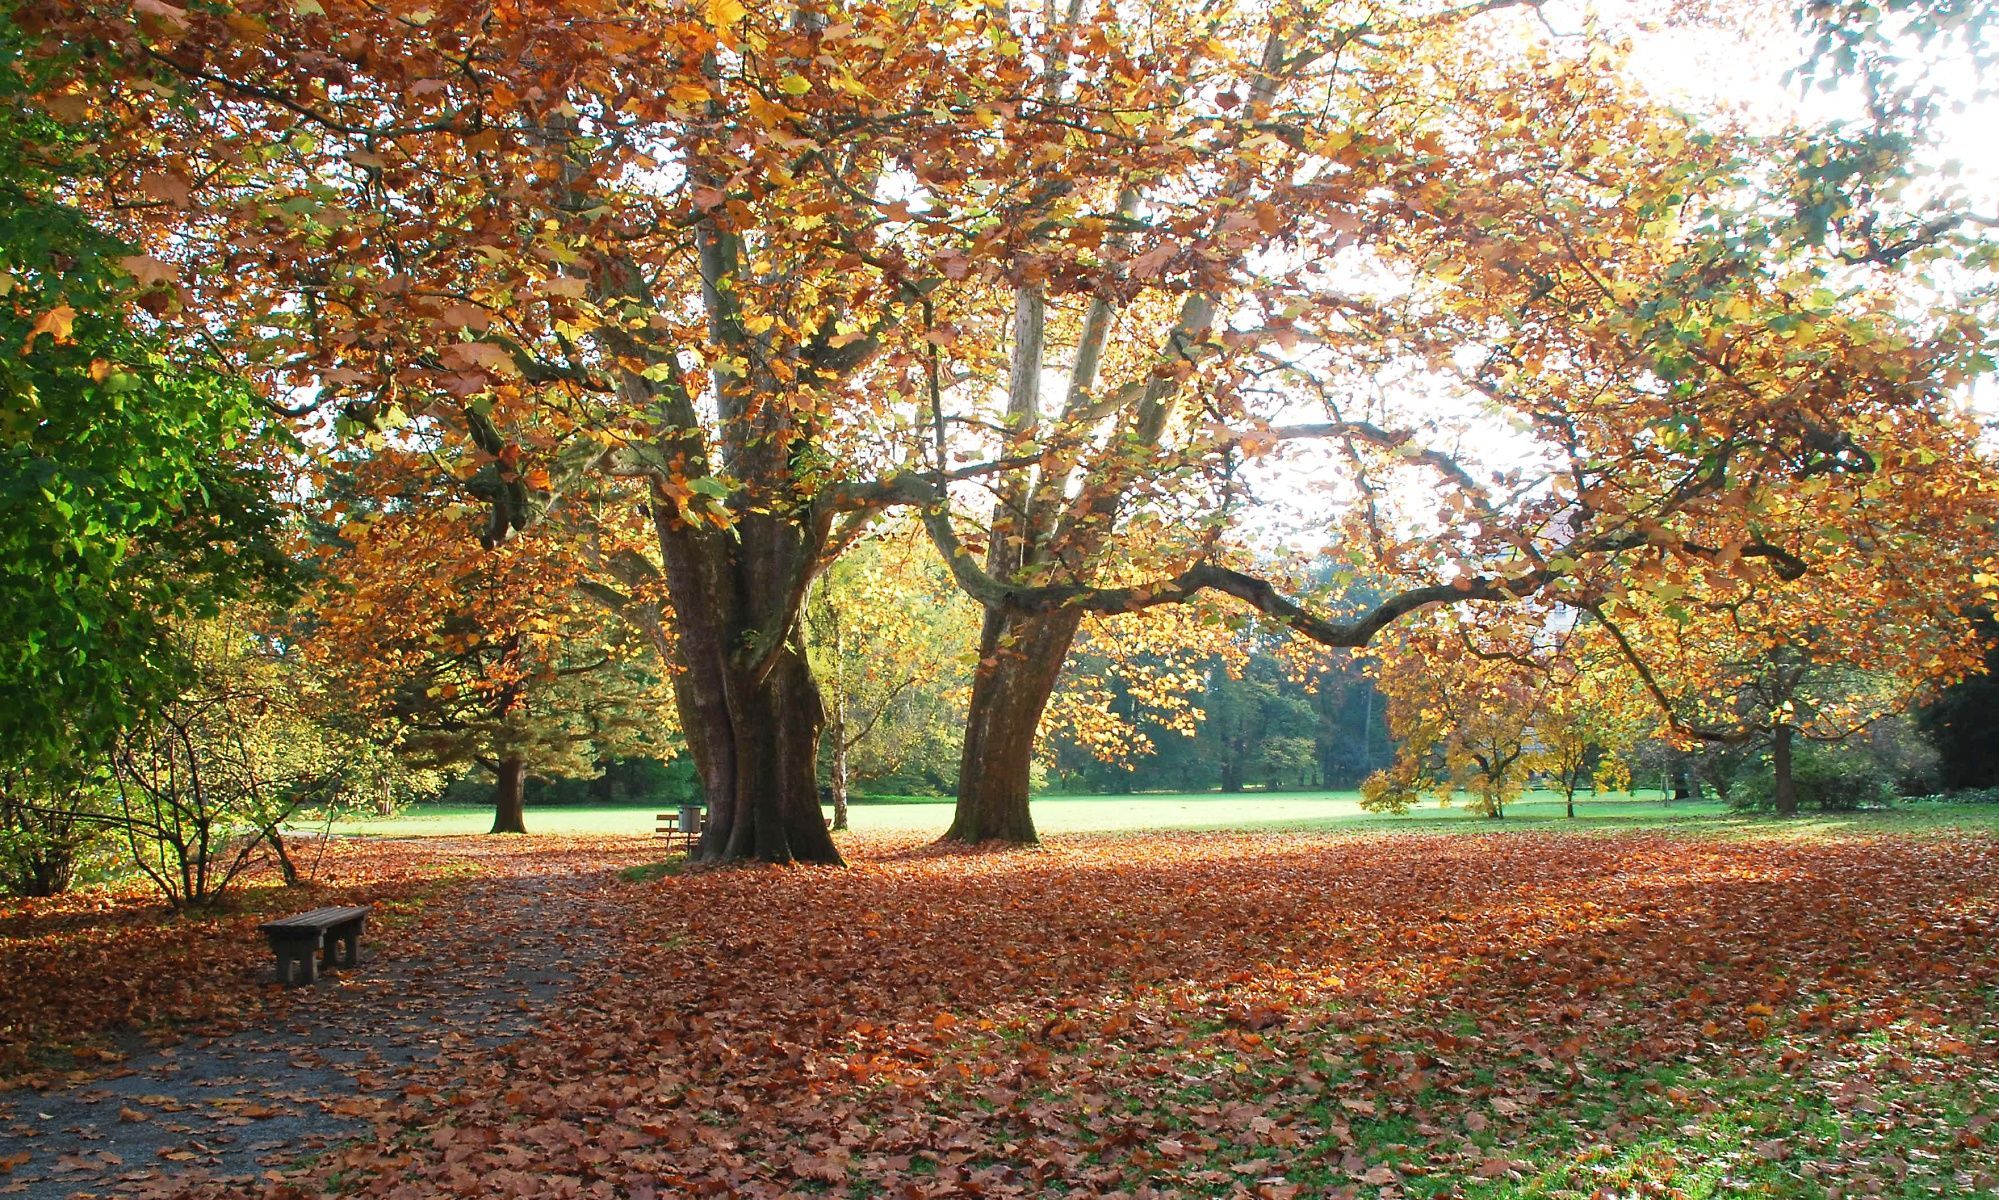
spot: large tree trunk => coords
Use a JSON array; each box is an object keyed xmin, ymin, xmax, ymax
[
  {"xmin": 1772, "ymin": 723, "xmax": 1798, "ymax": 817},
  {"xmin": 945, "ymin": 608, "xmax": 1082, "ymax": 844},
  {"xmin": 656, "ymin": 505, "xmax": 843, "ymax": 865},
  {"xmin": 491, "ymin": 755, "xmax": 528, "ymax": 834}
]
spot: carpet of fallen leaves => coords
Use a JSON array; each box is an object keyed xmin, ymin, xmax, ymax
[
  {"xmin": 153, "ymin": 828, "xmax": 1999, "ymax": 1200},
  {"xmin": 0, "ymin": 836, "xmax": 650, "ymax": 1084}
]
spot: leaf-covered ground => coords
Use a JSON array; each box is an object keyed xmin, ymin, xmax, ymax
[
  {"xmin": 0, "ymin": 836, "xmax": 653, "ymax": 1083},
  {"xmin": 10, "ymin": 828, "xmax": 1999, "ymax": 1198}
]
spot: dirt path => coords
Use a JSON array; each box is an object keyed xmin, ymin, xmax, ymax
[{"xmin": 0, "ymin": 859, "xmax": 632, "ymax": 1200}]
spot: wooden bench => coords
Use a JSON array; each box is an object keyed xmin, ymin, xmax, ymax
[
  {"xmin": 656, "ymin": 806, "xmax": 705, "ymax": 850},
  {"xmin": 258, "ymin": 905, "xmax": 369, "ymax": 987},
  {"xmin": 656, "ymin": 809, "xmax": 836, "ymax": 845}
]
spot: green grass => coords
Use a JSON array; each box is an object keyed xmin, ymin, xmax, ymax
[
  {"xmin": 617, "ymin": 858, "xmax": 686, "ymax": 883},
  {"xmin": 320, "ymin": 790, "xmax": 1999, "ymax": 840}
]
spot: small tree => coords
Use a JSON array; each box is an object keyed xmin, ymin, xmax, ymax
[
  {"xmin": 805, "ymin": 529, "xmax": 978, "ymax": 828},
  {"xmin": 1363, "ymin": 616, "xmax": 1548, "ymax": 819},
  {"xmin": 111, "ymin": 619, "xmax": 342, "ymax": 907},
  {"xmin": 304, "ymin": 500, "xmax": 674, "ymax": 835},
  {"xmin": 0, "ymin": 766, "xmax": 117, "ymax": 898}
]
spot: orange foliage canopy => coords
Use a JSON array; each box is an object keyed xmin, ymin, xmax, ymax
[{"xmin": 23, "ymin": 0, "xmax": 1999, "ymax": 854}]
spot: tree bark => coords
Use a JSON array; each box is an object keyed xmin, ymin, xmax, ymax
[
  {"xmin": 491, "ymin": 755, "xmax": 528, "ymax": 834},
  {"xmin": 655, "ymin": 505, "xmax": 843, "ymax": 865},
  {"xmin": 1772, "ymin": 722, "xmax": 1798, "ymax": 817},
  {"xmin": 820, "ymin": 578, "xmax": 851, "ymax": 832},
  {"xmin": 944, "ymin": 608, "xmax": 1082, "ymax": 844},
  {"xmin": 830, "ymin": 730, "xmax": 850, "ymax": 832}
]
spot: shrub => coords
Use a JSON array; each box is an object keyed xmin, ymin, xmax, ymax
[
  {"xmin": 0, "ymin": 767, "xmax": 118, "ymax": 897},
  {"xmin": 1728, "ymin": 741, "xmax": 1897, "ymax": 812}
]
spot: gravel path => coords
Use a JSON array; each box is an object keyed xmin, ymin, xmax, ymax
[{"xmin": 0, "ymin": 862, "xmax": 628, "ymax": 1199}]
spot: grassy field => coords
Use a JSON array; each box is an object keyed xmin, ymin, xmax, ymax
[{"xmin": 325, "ymin": 789, "xmax": 1999, "ymax": 840}]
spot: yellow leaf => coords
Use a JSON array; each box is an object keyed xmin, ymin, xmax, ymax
[
  {"xmin": 706, "ymin": 0, "xmax": 745, "ymax": 28},
  {"xmin": 22, "ymin": 303, "xmax": 76, "ymax": 354},
  {"xmin": 777, "ymin": 74, "xmax": 812, "ymax": 96}
]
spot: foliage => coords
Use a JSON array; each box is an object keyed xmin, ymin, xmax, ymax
[
  {"xmin": 1041, "ymin": 611, "xmax": 1389, "ymax": 795},
  {"xmin": 1917, "ymin": 612, "xmax": 1999, "ymax": 790},
  {"xmin": 1727, "ymin": 738, "xmax": 1899, "ymax": 812},
  {"xmin": 45, "ymin": 0, "xmax": 1996, "ymax": 857},
  {"xmin": 0, "ymin": 765, "xmax": 118, "ymax": 898},
  {"xmin": 110, "ymin": 617, "xmax": 348, "ymax": 907},
  {"xmin": 300, "ymin": 485, "xmax": 677, "ymax": 828},
  {"xmin": 0, "ymin": 11, "xmax": 293, "ymax": 768},
  {"xmin": 805, "ymin": 529, "xmax": 978, "ymax": 794},
  {"xmin": 1362, "ymin": 611, "xmax": 1644, "ymax": 818},
  {"xmin": 1587, "ymin": 545, "xmax": 1991, "ymax": 815}
]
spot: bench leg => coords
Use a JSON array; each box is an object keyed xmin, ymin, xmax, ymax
[
  {"xmin": 268, "ymin": 933, "xmax": 323, "ymax": 986},
  {"xmin": 327, "ymin": 919, "xmax": 364, "ymax": 969}
]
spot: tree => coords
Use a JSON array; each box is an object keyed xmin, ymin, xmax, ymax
[
  {"xmin": 56, "ymin": 0, "xmax": 1997, "ymax": 859},
  {"xmin": 1363, "ymin": 619, "xmax": 1549, "ymax": 819},
  {"xmin": 109, "ymin": 615, "xmax": 347, "ymax": 907},
  {"xmin": 1589, "ymin": 529, "xmax": 1995, "ymax": 816},
  {"xmin": 0, "ymin": 11, "xmax": 292, "ymax": 769},
  {"xmin": 805, "ymin": 528, "xmax": 978, "ymax": 825},
  {"xmin": 303, "ymin": 494, "xmax": 675, "ymax": 834},
  {"xmin": 1536, "ymin": 663, "xmax": 1644, "ymax": 819},
  {"xmin": 1918, "ymin": 612, "xmax": 1999, "ymax": 791},
  {"xmin": 1362, "ymin": 609, "xmax": 1643, "ymax": 818},
  {"xmin": 0, "ymin": 767, "xmax": 116, "ymax": 898},
  {"xmin": 912, "ymin": 0, "xmax": 1999, "ymax": 840}
]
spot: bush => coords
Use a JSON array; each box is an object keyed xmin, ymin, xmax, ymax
[
  {"xmin": 1728, "ymin": 741, "xmax": 1897, "ymax": 812},
  {"xmin": 0, "ymin": 766, "xmax": 118, "ymax": 897},
  {"xmin": 1908, "ymin": 786, "xmax": 1999, "ymax": 806},
  {"xmin": 110, "ymin": 620, "xmax": 347, "ymax": 907}
]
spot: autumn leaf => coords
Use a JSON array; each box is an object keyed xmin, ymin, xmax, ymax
[
  {"xmin": 117, "ymin": 254, "xmax": 178, "ymax": 285},
  {"xmin": 21, "ymin": 303, "xmax": 76, "ymax": 353}
]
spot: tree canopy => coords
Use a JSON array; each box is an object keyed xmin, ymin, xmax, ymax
[{"xmin": 15, "ymin": 0, "xmax": 1998, "ymax": 855}]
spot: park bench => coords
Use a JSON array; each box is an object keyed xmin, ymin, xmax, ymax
[
  {"xmin": 656, "ymin": 805, "xmax": 705, "ymax": 850},
  {"xmin": 258, "ymin": 905, "xmax": 369, "ymax": 987},
  {"xmin": 656, "ymin": 807, "xmax": 836, "ymax": 847}
]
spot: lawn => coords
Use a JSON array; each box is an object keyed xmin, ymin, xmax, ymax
[{"xmin": 325, "ymin": 789, "xmax": 1999, "ymax": 840}]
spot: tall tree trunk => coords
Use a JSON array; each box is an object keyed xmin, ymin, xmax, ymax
[
  {"xmin": 1772, "ymin": 723, "xmax": 1798, "ymax": 817},
  {"xmin": 492, "ymin": 755, "xmax": 527, "ymax": 834},
  {"xmin": 672, "ymin": 627, "xmax": 842, "ymax": 864},
  {"xmin": 944, "ymin": 608, "xmax": 1082, "ymax": 844},
  {"xmin": 656, "ymin": 507, "xmax": 843, "ymax": 865}
]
